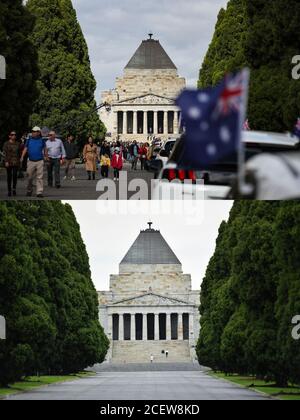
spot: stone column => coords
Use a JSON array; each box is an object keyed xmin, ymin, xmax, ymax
[
  {"xmin": 133, "ymin": 111, "xmax": 138, "ymax": 135},
  {"xmin": 189, "ymin": 313, "xmax": 194, "ymax": 342},
  {"xmin": 178, "ymin": 313, "xmax": 183, "ymax": 341},
  {"xmin": 154, "ymin": 111, "xmax": 158, "ymax": 135},
  {"xmin": 163, "ymin": 111, "xmax": 168, "ymax": 135},
  {"xmin": 178, "ymin": 112, "xmax": 182, "ymax": 133},
  {"xmin": 143, "ymin": 111, "xmax": 148, "ymax": 135},
  {"xmin": 143, "ymin": 314, "xmax": 148, "ymax": 341},
  {"xmin": 131, "ymin": 314, "xmax": 135, "ymax": 341},
  {"xmin": 108, "ymin": 314, "xmax": 113, "ymax": 341},
  {"xmin": 119, "ymin": 314, "xmax": 124, "ymax": 341},
  {"xmin": 174, "ymin": 111, "xmax": 179, "ymax": 135},
  {"xmin": 123, "ymin": 111, "xmax": 127, "ymax": 135},
  {"xmin": 113, "ymin": 111, "xmax": 118, "ymax": 137},
  {"xmin": 155, "ymin": 314, "xmax": 160, "ymax": 341},
  {"xmin": 166, "ymin": 313, "xmax": 171, "ymax": 340}
]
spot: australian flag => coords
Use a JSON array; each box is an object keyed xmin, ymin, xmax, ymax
[{"xmin": 175, "ymin": 69, "xmax": 249, "ymax": 169}]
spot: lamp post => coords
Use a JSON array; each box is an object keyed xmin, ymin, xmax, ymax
[{"xmin": 55, "ymin": 102, "xmax": 112, "ymax": 138}]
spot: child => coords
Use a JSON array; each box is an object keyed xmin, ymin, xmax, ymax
[
  {"xmin": 111, "ymin": 148, "xmax": 123, "ymax": 181},
  {"xmin": 100, "ymin": 153, "xmax": 111, "ymax": 178}
]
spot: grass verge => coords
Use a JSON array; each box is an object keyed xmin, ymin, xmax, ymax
[
  {"xmin": 0, "ymin": 371, "xmax": 95, "ymax": 399},
  {"xmin": 211, "ymin": 372, "xmax": 300, "ymax": 400}
]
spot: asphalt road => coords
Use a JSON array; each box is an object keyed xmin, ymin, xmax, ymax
[
  {"xmin": 0, "ymin": 162, "xmax": 154, "ymax": 201},
  {"xmin": 6, "ymin": 364, "xmax": 270, "ymax": 401}
]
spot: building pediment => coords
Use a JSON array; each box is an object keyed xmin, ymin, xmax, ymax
[
  {"xmin": 117, "ymin": 94, "xmax": 175, "ymax": 106},
  {"xmin": 112, "ymin": 293, "xmax": 191, "ymax": 307}
]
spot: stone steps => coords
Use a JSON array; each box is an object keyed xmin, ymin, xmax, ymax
[{"xmin": 111, "ymin": 340, "xmax": 192, "ymax": 363}]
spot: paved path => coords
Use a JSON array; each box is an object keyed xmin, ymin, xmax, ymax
[
  {"xmin": 6, "ymin": 364, "xmax": 270, "ymax": 401},
  {"xmin": 0, "ymin": 163, "xmax": 154, "ymax": 200}
]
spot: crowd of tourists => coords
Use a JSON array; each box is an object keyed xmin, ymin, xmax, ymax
[{"xmin": 0, "ymin": 127, "xmax": 161, "ymax": 198}]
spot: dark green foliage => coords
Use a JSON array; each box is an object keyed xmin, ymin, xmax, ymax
[
  {"xmin": 0, "ymin": 0, "xmax": 39, "ymax": 144},
  {"xmin": 26, "ymin": 0, "xmax": 106, "ymax": 145},
  {"xmin": 198, "ymin": 0, "xmax": 300, "ymax": 132},
  {"xmin": 0, "ymin": 202, "xmax": 109, "ymax": 386},
  {"xmin": 198, "ymin": 0, "xmax": 248, "ymax": 88},
  {"xmin": 196, "ymin": 201, "xmax": 300, "ymax": 386}
]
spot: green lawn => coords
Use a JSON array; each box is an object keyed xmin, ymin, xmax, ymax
[
  {"xmin": 211, "ymin": 373, "xmax": 300, "ymax": 400},
  {"xmin": 0, "ymin": 371, "xmax": 95, "ymax": 398}
]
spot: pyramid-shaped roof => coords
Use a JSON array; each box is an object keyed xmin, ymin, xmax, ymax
[
  {"xmin": 125, "ymin": 36, "xmax": 177, "ymax": 70},
  {"xmin": 121, "ymin": 224, "xmax": 181, "ymax": 265}
]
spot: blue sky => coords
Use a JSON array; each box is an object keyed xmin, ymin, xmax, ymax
[{"xmin": 72, "ymin": 0, "xmax": 228, "ymax": 101}]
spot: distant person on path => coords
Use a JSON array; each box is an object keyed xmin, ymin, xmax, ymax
[
  {"xmin": 3, "ymin": 131, "xmax": 21, "ymax": 197},
  {"xmin": 100, "ymin": 141, "xmax": 111, "ymax": 158},
  {"xmin": 83, "ymin": 136, "xmax": 99, "ymax": 180},
  {"xmin": 64, "ymin": 134, "xmax": 79, "ymax": 181},
  {"xmin": 21, "ymin": 127, "xmax": 48, "ymax": 198},
  {"xmin": 150, "ymin": 355, "xmax": 154, "ymax": 364},
  {"xmin": 46, "ymin": 131, "xmax": 66, "ymax": 189},
  {"xmin": 165, "ymin": 351, "xmax": 169, "ymax": 359},
  {"xmin": 100, "ymin": 153, "xmax": 111, "ymax": 178},
  {"xmin": 18, "ymin": 134, "xmax": 28, "ymax": 179},
  {"xmin": 111, "ymin": 147, "xmax": 123, "ymax": 181},
  {"xmin": 130, "ymin": 141, "xmax": 139, "ymax": 170},
  {"xmin": 139, "ymin": 143, "xmax": 148, "ymax": 170}
]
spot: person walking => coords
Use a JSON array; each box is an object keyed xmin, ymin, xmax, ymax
[
  {"xmin": 111, "ymin": 147, "xmax": 123, "ymax": 181},
  {"xmin": 64, "ymin": 134, "xmax": 78, "ymax": 181},
  {"xmin": 21, "ymin": 127, "xmax": 48, "ymax": 198},
  {"xmin": 46, "ymin": 131, "xmax": 66, "ymax": 189},
  {"xmin": 100, "ymin": 141, "xmax": 111, "ymax": 158},
  {"xmin": 100, "ymin": 153, "xmax": 111, "ymax": 178},
  {"xmin": 3, "ymin": 131, "xmax": 21, "ymax": 197},
  {"xmin": 18, "ymin": 134, "xmax": 28, "ymax": 179},
  {"xmin": 139, "ymin": 143, "xmax": 148, "ymax": 170},
  {"xmin": 130, "ymin": 141, "xmax": 139, "ymax": 170},
  {"xmin": 150, "ymin": 355, "xmax": 154, "ymax": 364},
  {"xmin": 83, "ymin": 136, "xmax": 99, "ymax": 180}
]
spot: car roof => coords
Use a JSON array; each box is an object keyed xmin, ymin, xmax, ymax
[
  {"xmin": 163, "ymin": 138, "xmax": 178, "ymax": 145},
  {"xmin": 243, "ymin": 131, "xmax": 299, "ymax": 147}
]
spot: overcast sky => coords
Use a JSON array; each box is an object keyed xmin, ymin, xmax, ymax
[
  {"xmin": 67, "ymin": 201, "xmax": 233, "ymax": 291},
  {"xmin": 72, "ymin": 0, "xmax": 228, "ymax": 100}
]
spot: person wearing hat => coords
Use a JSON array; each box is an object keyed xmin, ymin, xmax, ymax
[{"xmin": 21, "ymin": 126, "xmax": 48, "ymax": 198}]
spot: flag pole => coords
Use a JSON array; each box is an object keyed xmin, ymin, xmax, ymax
[{"xmin": 238, "ymin": 68, "xmax": 251, "ymax": 196}]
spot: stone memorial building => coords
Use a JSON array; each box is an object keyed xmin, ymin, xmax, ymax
[
  {"xmin": 100, "ymin": 35, "xmax": 186, "ymax": 143},
  {"xmin": 98, "ymin": 224, "xmax": 200, "ymax": 363}
]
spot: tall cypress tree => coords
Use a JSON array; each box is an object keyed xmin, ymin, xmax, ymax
[
  {"xmin": 197, "ymin": 201, "xmax": 300, "ymax": 386},
  {"xmin": 0, "ymin": 0, "xmax": 38, "ymax": 144},
  {"xmin": 245, "ymin": 0, "xmax": 300, "ymax": 131},
  {"xmin": 26, "ymin": 0, "xmax": 106, "ymax": 145},
  {"xmin": 0, "ymin": 201, "xmax": 109, "ymax": 386},
  {"xmin": 198, "ymin": 0, "xmax": 300, "ymax": 132},
  {"xmin": 198, "ymin": 0, "xmax": 247, "ymax": 88},
  {"xmin": 274, "ymin": 202, "xmax": 300, "ymax": 385}
]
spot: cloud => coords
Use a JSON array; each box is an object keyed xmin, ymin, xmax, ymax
[
  {"xmin": 72, "ymin": 0, "xmax": 228, "ymax": 100},
  {"xmin": 67, "ymin": 201, "xmax": 233, "ymax": 291}
]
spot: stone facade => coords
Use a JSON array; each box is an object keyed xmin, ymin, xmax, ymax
[
  {"xmin": 100, "ymin": 36, "xmax": 186, "ymax": 143},
  {"xmin": 98, "ymin": 225, "xmax": 200, "ymax": 363}
]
